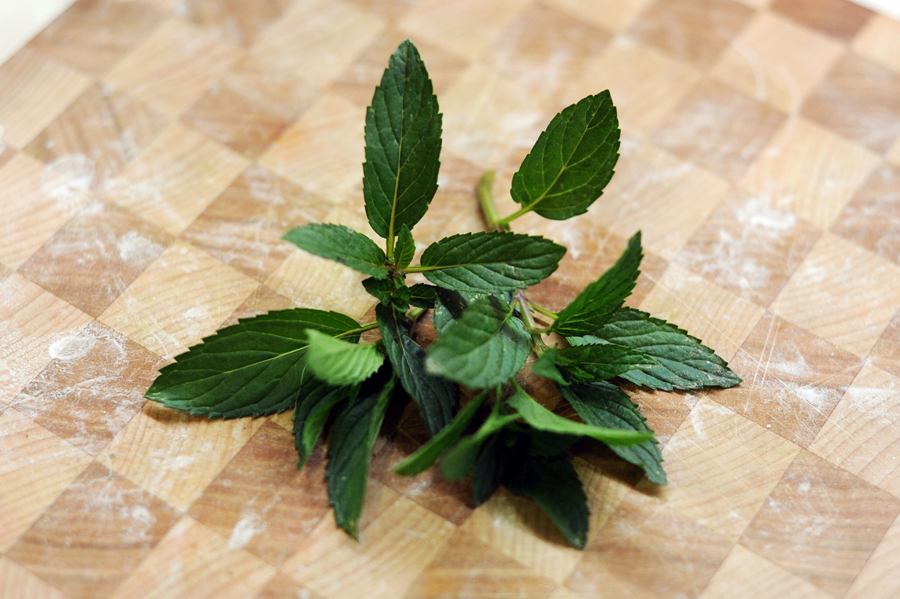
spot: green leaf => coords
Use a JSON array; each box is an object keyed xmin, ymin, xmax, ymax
[
  {"xmin": 427, "ymin": 295, "xmax": 531, "ymax": 389},
  {"xmin": 522, "ymin": 427, "xmax": 579, "ymax": 457},
  {"xmin": 442, "ymin": 399, "xmax": 518, "ymax": 480},
  {"xmin": 557, "ymin": 342, "xmax": 655, "ymax": 382},
  {"xmin": 531, "ymin": 347, "xmax": 568, "ymax": 385},
  {"xmin": 394, "ymin": 388, "xmax": 489, "ymax": 475},
  {"xmin": 504, "ymin": 454, "xmax": 589, "ymax": 548},
  {"xmin": 408, "ymin": 283, "xmax": 438, "ymax": 309},
  {"xmin": 293, "ymin": 381, "xmax": 353, "ymax": 469},
  {"xmin": 507, "ymin": 383, "xmax": 653, "ymax": 446},
  {"xmin": 327, "ymin": 366, "xmax": 396, "ymax": 538},
  {"xmin": 510, "ymin": 92, "xmax": 619, "ymax": 221},
  {"xmin": 573, "ymin": 308, "xmax": 742, "ymax": 391},
  {"xmin": 559, "ymin": 381, "xmax": 665, "ymax": 485},
  {"xmin": 305, "ymin": 329, "xmax": 384, "ymax": 386},
  {"xmin": 433, "ymin": 288, "xmax": 474, "ymax": 335},
  {"xmin": 418, "ymin": 232, "xmax": 565, "ymax": 293},
  {"xmin": 472, "ymin": 434, "xmax": 506, "ymax": 506},
  {"xmin": 283, "ymin": 224, "xmax": 388, "ymax": 279},
  {"xmin": 395, "ymin": 224, "xmax": 416, "ymax": 268},
  {"xmin": 362, "ymin": 277, "xmax": 411, "ymax": 311},
  {"xmin": 552, "ymin": 232, "xmax": 642, "ymax": 336},
  {"xmin": 376, "ymin": 304, "xmax": 457, "ymax": 438},
  {"xmin": 363, "ymin": 40, "xmax": 442, "ymax": 241},
  {"xmin": 145, "ymin": 308, "xmax": 361, "ymax": 419}
]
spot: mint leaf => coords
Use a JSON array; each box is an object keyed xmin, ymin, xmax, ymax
[
  {"xmin": 433, "ymin": 288, "xmax": 473, "ymax": 335},
  {"xmin": 376, "ymin": 304, "xmax": 457, "ymax": 437},
  {"xmin": 510, "ymin": 92, "xmax": 619, "ymax": 221},
  {"xmin": 472, "ymin": 434, "xmax": 506, "ymax": 506},
  {"xmin": 145, "ymin": 309, "xmax": 361, "ymax": 418},
  {"xmin": 283, "ymin": 224, "xmax": 388, "ymax": 279},
  {"xmin": 552, "ymin": 232, "xmax": 642, "ymax": 336},
  {"xmin": 572, "ymin": 308, "xmax": 742, "ymax": 391},
  {"xmin": 504, "ymin": 454, "xmax": 589, "ymax": 548},
  {"xmin": 531, "ymin": 347, "xmax": 568, "ymax": 385},
  {"xmin": 395, "ymin": 224, "xmax": 415, "ymax": 268},
  {"xmin": 557, "ymin": 342, "xmax": 655, "ymax": 382},
  {"xmin": 327, "ymin": 366, "xmax": 396, "ymax": 538},
  {"xmin": 418, "ymin": 232, "xmax": 565, "ymax": 293},
  {"xmin": 507, "ymin": 384, "xmax": 653, "ymax": 446},
  {"xmin": 427, "ymin": 295, "xmax": 531, "ymax": 389},
  {"xmin": 362, "ymin": 277, "xmax": 411, "ymax": 311},
  {"xmin": 363, "ymin": 40, "xmax": 441, "ymax": 241},
  {"xmin": 394, "ymin": 388, "xmax": 489, "ymax": 475},
  {"xmin": 441, "ymin": 403, "xmax": 519, "ymax": 480},
  {"xmin": 305, "ymin": 329, "xmax": 384, "ymax": 386},
  {"xmin": 294, "ymin": 381, "xmax": 353, "ymax": 469},
  {"xmin": 408, "ymin": 283, "xmax": 437, "ymax": 309},
  {"xmin": 558, "ymin": 381, "xmax": 665, "ymax": 485}
]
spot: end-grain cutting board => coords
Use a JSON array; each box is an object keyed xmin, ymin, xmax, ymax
[{"xmin": 2, "ymin": 0, "xmax": 900, "ymax": 597}]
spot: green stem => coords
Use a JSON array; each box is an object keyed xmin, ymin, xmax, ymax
[
  {"xmin": 477, "ymin": 171, "xmax": 509, "ymax": 231},
  {"xmin": 385, "ymin": 233, "xmax": 395, "ymax": 261},
  {"xmin": 528, "ymin": 302, "xmax": 558, "ymax": 320},
  {"xmin": 338, "ymin": 321, "xmax": 380, "ymax": 338},
  {"xmin": 496, "ymin": 205, "xmax": 531, "ymax": 228},
  {"xmin": 406, "ymin": 306, "xmax": 426, "ymax": 328},
  {"xmin": 402, "ymin": 265, "xmax": 440, "ymax": 274}
]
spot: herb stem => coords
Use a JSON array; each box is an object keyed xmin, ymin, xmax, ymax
[
  {"xmin": 339, "ymin": 321, "xmax": 380, "ymax": 338},
  {"xmin": 528, "ymin": 302, "xmax": 558, "ymax": 320},
  {"xmin": 496, "ymin": 205, "xmax": 531, "ymax": 228},
  {"xmin": 477, "ymin": 171, "xmax": 509, "ymax": 231}
]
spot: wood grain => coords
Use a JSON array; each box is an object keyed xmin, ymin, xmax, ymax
[{"xmin": 2, "ymin": 0, "xmax": 900, "ymax": 597}]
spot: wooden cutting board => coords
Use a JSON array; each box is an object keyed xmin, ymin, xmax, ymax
[{"xmin": 2, "ymin": 0, "xmax": 900, "ymax": 597}]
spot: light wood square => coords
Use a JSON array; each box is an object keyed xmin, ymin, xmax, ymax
[
  {"xmin": 712, "ymin": 12, "xmax": 843, "ymax": 113},
  {"xmin": 283, "ymin": 496, "xmax": 455, "ymax": 599},
  {"xmin": 110, "ymin": 516, "xmax": 276, "ymax": 599},
  {"xmin": 0, "ymin": 153, "xmax": 93, "ymax": 269},
  {"xmin": 0, "ymin": 555, "xmax": 70, "ymax": 599},
  {"xmin": 700, "ymin": 544, "xmax": 833, "ymax": 599},
  {"xmin": 439, "ymin": 64, "xmax": 546, "ymax": 169},
  {"xmin": 103, "ymin": 122, "xmax": 249, "ymax": 236},
  {"xmin": 259, "ymin": 94, "xmax": 365, "ymax": 204},
  {"xmin": 845, "ymin": 512, "xmax": 900, "ymax": 599},
  {"xmin": 265, "ymin": 251, "xmax": 376, "ymax": 321},
  {"xmin": 591, "ymin": 142, "xmax": 731, "ymax": 261},
  {"xmin": 98, "ymin": 401, "xmax": 260, "ymax": 512},
  {"xmin": 852, "ymin": 15, "xmax": 900, "ymax": 76},
  {"xmin": 651, "ymin": 398, "xmax": 800, "ymax": 540},
  {"xmin": 811, "ymin": 363, "xmax": 900, "ymax": 497},
  {"xmin": 399, "ymin": 0, "xmax": 530, "ymax": 60},
  {"xmin": 772, "ymin": 232, "xmax": 900, "ymax": 357},
  {"xmin": 542, "ymin": 0, "xmax": 654, "ymax": 32},
  {"xmin": 889, "ymin": 135, "xmax": 900, "ymax": 168},
  {"xmin": 572, "ymin": 37, "xmax": 701, "ymax": 140},
  {"xmin": 0, "ymin": 48, "xmax": 92, "ymax": 149},
  {"xmin": 0, "ymin": 408, "xmax": 92, "ymax": 551},
  {"xmin": 0, "ymin": 273, "xmax": 93, "ymax": 404},
  {"xmin": 639, "ymin": 264, "xmax": 765, "ymax": 362},
  {"xmin": 248, "ymin": 0, "xmax": 384, "ymax": 89},
  {"xmin": 739, "ymin": 118, "xmax": 880, "ymax": 229},
  {"xmin": 104, "ymin": 19, "xmax": 240, "ymax": 116},
  {"xmin": 99, "ymin": 240, "xmax": 258, "ymax": 359},
  {"xmin": 460, "ymin": 488, "xmax": 583, "ymax": 584}
]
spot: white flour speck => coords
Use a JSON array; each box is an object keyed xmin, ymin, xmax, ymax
[
  {"xmin": 228, "ymin": 513, "xmax": 264, "ymax": 549},
  {"xmin": 117, "ymin": 230, "xmax": 162, "ymax": 262},
  {"xmin": 49, "ymin": 333, "xmax": 97, "ymax": 361},
  {"xmin": 42, "ymin": 154, "xmax": 95, "ymax": 208}
]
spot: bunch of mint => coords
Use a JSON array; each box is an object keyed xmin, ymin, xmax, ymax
[{"xmin": 145, "ymin": 40, "xmax": 740, "ymax": 548}]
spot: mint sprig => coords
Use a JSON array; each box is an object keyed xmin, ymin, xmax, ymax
[{"xmin": 145, "ymin": 40, "xmax": 741, "ymax": 547}]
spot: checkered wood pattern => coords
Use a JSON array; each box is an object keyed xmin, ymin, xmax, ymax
[{"xmin": 2, "ymin": 0, "xmax": 900, "ymax": 597}]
